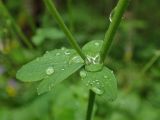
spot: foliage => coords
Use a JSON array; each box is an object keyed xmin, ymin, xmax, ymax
[{"xmin": 0, "ymin": 0, "xmax": 160, "ymax": 120}]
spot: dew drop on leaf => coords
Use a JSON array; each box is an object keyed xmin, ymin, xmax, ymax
[
  {"xmin": 37, "ymin": 88, "xmax": 40, "ymax": 95},
  {"xmin": 86, "ymin": 82, "xmax": 89, "ymax": 86},
  {"xmin": 94, "ymin": 42, "xmax": 100, "ymax": 46},
  {"xmin": 80, "ymin": 70, "xmax": 87, "ymax": 78},
  {"xmin": 64, "ymin": 51, "xmax": 70, "ymax": 55},
  {"xmin": 96, "ymin": 82, "xmax": 100, "ymax": 85},
  {"xmin": 61, "ymin": 47, "xmax": 66, "ymax": 50},
  {"xmin": 61, "ymin": 68, "xmax": 65, "ymax": 71},
  {"xmin": 56, "ymin": 52, "xmax": 60, "ymax": 56},
  {"xmin": 46, "ymin": 66, "xmax": 54, "ymax": 75},
  {"xmin": 45, "ymin": 51, "xmax": 49, "ymax": 54},
  {"xmin": 85, "ymin": 54, "xmax": 103, "ymax": 72},
  {"xmin": 104, "ymin": 75, "xmax": 108, "ymax": 79},
  {"xmin": 90, "ymin": 82, "xmax": 93, "ymax": 86},
  {"xmin": 92, "ymin": 87, "xmax": 104, "ymax": 95},
  {"xmin": 69, "ymin": 55, "xmax": 83, "ymax": 64}
]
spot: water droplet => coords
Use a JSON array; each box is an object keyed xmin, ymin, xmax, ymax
[
  {"xmin": 109, "ymin": 14, "xmax": 112, "ymax": 22},
  {"xmin": 64, "ymin": 51, "xmax": 70, "ymax": 55},
  {"xmin": 94, "ymin": 42, "xmax": 100, "ymax": 46},
  {"xmin": 69, "ymin": 55, "xmax": 84, "ymax": 64},
  {"xmin": 96, "ymin": 82, "xmax": 100, "ymax": 85},
  {"xmin": 109, "ymin": 7, "xmax": 116, "ymax": 22},
  {"xmin": 86, "ymin": 54, "xmax": 101, "ymax": 65},
  {"xmin": 92, "ymin": 87, "xmax": 104, "ymax": 95},
  {"xmin": 80, "ymin": 70, "xmax": 87, "ymax": 78},
  {"xmin": 90, "ymin": 82, "xmax": 93, "ymax": 86},
  {"xmin": 56, "ymin": 52, "xmax": 60, "ymax": 56},
  {"xmin": 37, "ymin": 88, "xmax": 40, "ymax": 95},
  {"xmin": 61, "ymin": 68, "xmax": 65, "ymax": 71},
  {"xmin": 95, "ymin": 80, "xmax": 99, "ymax": 82},
  {"xmin": 46, "ymin": 67, "xmax": 54, "ymax": 75},
  {"xmin": 45, "ymin": 51, "xmax": 49, "ymax": 54},
  {"xmin": 104, "ymin": 75, "xmax": 108, "ymax": 79},
  {"xmin": 61, "ymin": 47, "xmax": 66, "ymax": 50}
]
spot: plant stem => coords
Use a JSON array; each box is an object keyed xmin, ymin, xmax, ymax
[
  {"xmin": 86, "ymin": 90, "xmax": 96, "ymax": 120},
  {"xmin": 100, "ymin": 0, "xmax": 129, "ymax": 62},
  {"xmin": 0, "ymin": 1, "xmax": 34, "ymax": 50},
  {"xmin": 141, "ymin": 54, "xmax": 160, "ymax": 74},
  {"xmin": 43, "ymin": 0, "xmax": 86, "ymax": 60},
  {"xmin": 67, "ymin": 0, "xmax": 74, "ymax": 32}
]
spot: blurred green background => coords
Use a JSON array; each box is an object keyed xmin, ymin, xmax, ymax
[{"xmin": 0, "ymin": 0, "xmax": 160, "ymax": 120}]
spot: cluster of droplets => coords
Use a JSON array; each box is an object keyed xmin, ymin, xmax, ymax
[
  {"xmin": 60, "ymin": 47, "xmax": 83, "ymax": 64},
  {"xmin": 103, "ymin": 72, "xmax": 113, "ymax": 89},
  {"xmin": 80, "ymin": 70, "xmax": 104, "ymax": 95},
  {"xmin": 89, "ymin": 79, "xmax": 104, "ymax": 95}
]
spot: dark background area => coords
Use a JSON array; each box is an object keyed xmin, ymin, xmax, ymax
[{"xmin": 0, "ymin": 0, "xmax": 160, "ymax": 120}]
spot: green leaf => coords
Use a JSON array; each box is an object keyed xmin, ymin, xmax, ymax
[
  {"xmin": 37, "ymin": 62, "xmax": 83, "ymax": 95},
  {"xmin": 82, "ymin": 40, "xmax": 103, "ymax": 72},
  {"xmin": 80, "ymin": 67, "xmax": 117, "ymax": 101},
  {"xmin": 82, "ymin": 40, "xmax": 103, "ymax": 56},
  {"xmin": 16, "ymin": 48, "xmax": 84, "ymax": 94}
]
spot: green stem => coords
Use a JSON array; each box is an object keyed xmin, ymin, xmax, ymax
[
  {"xmin": 67, "ymin": 0, "xmax": 74, "ymax": 32},
  {"xmin": 0, "ymin": 1, "xmax": 34, "ymax": 50},
  {"xmin": 141, "ymin": 54, "xmax": 160, "ymax": 74},
  {"xmin": 100, "ymin": 0, "xmax": 129, "ymax": 62},
  {"xmin": 86, "ymin": 90, "xmax": 96, "ymax": 120},
  {"xmin": 43, "ymin": 0, "xmax": 86, "ymax": 60}
]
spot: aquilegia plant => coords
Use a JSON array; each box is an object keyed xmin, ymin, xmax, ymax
[{"xmin": 16, "ymin": 0, "xmax": 129, "ymax": 120}]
